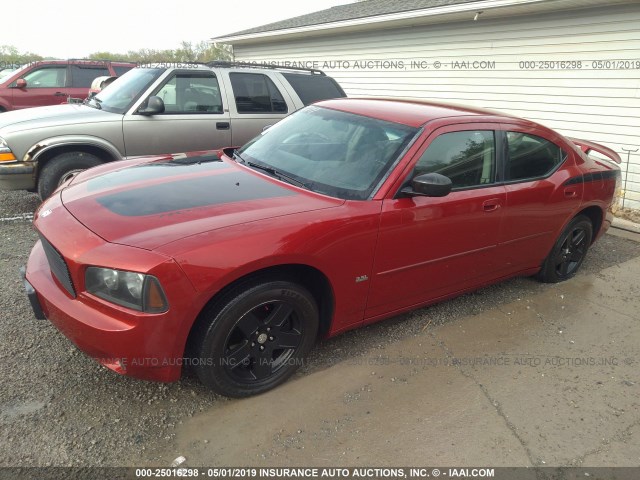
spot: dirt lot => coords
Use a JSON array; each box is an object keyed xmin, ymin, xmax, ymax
[{"xmin": 1, "ymin": 190, "xmax": 639, "ymax": 469}]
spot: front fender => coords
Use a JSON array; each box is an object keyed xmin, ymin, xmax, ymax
[
  {"xmin": 162, "ymin": 202, "xmax": 382, "ymax": 333},
  {"xmin": 24, "ymin": 135, "xmax": 124, "ymax": 163}
]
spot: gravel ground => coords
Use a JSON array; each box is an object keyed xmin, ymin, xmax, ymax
[{"xmin": 1, "ymin": 190, "xmax": 639, "ymax": 467}]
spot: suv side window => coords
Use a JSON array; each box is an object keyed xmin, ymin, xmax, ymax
[
  {"xmin": 281, "ymin": 73, "xmax": 346, "ymax": 105},
  {"xmin": 70, "ymin": 65, "xmax": 110, "ymax": 87},
  {"xmin": 153, "ymin": 73, "xmax": 223, "ymax": 114},
  {"xmin": 21, "ymin": 66, "xmax": 67, "ymax": 88},
  {"xmin": 414, "ymin": 131, "xmax": 496, "ymax": 189},
  {"xmin": 229, "ymin": 73, "xmax": 287, "ymax": 113},
  {"xmin": 506, "ymin": 132, "xmax": 567, "ymax": 181}
]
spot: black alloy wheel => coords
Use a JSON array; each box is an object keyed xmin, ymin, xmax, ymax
[
  {"xmin": 538, "ymin": 215, "xmax": 593, "ymax": 283},
  {"xmin": 193, "ymin": 279, "xmax": 319, "ymax": 397}
]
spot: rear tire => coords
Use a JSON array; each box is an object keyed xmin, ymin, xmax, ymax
[
  {"xmin": 38, "ymin": 152, "xmax": 102, "ymax": 200},
  {"xmin": 537, "ymin": 215, "xmax": 593, "ymax": 283},
  {"xmin": 193, "ymin": 279, "xmax": 319, "ymax": 398}
]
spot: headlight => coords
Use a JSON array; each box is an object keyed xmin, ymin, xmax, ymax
[
  {"xmin": 85, "ymin": 267, "xmax": 168, "ymax": 313},
  {"xmin": 0, "ymin": 137, "xmax": 17, "ymax": 162}
]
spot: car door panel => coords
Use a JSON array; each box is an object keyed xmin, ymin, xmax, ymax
[
  {"xmin": 12, "ymin": 66, "xmax": 69, "ymax": 109},
  {"xmin": 366, "ymin": 187, "xmax": 505, "ymax": 319},
  {"xmin": 218, "ymin": 71, "xmax": 294, "ymax": 147},
  {"xmin": 365, "ymin": 124, "xmax": 506, "ymax": 320},
  {"xmin": 123, "ymin": 71, "xmax": 231, "ymax": 156},
  {"xmin": 499, "ymin": 126, "xmax": 583, "ymax": 271}
]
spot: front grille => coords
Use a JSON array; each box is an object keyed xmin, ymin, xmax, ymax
[{"xmin": 39, "ymin": 234, "xmax": 76, "ymax": 298}]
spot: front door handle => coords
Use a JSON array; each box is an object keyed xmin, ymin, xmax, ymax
[
  {"xmin": 482, "ymin": 199, "xmax": 501, "ymax": 212},
  {"xmin": 216, "ymin": 122, "xmax": 230, "ymax": 130}
]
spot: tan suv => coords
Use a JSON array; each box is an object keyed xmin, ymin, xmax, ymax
[{"xmin": 0, "ymin": 62, "xmax": 346, "ymax": 199}]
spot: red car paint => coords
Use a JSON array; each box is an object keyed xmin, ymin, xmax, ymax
[
  {"xmin": 0, "ymin": 60, "xmax": 135, "ymax": 111},
  {"xmin": 25, "ymin": 98, "xmax": 620, "ymax": 383}
]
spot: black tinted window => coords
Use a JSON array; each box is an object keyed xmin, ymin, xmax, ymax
[
  {"xmin": 414, "ymin": 131, "xmax": 496, "ymax": 189},
  {"xmin": 70, "ymin": 66, "xmax": 110, "ymax": 87},
  {"xmin": 282, "ymin": 73, "xmax": 346, "ymax": 105},
  {"xmin": 506, "ymin": 132, "xmax": 566, "ymax": 181},
  {"xmin": 229, "ymin": 73, "xmax": 287, "ymax": 113},
  {"xmin": 113, "ymin": 66, "xmax": 134, "ymax": 76}
]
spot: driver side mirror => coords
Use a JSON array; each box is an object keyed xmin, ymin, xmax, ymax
[
  {"xmin": 138, "ymin": 96, "xmax": 165, "ymax": 116},
  {"xmin": 402, "ymin": 172, "xmax": 452, "ymax": 197},
  {"xmin": 15, "ymin": 78, "xmax": 27, "ymax": 89}
]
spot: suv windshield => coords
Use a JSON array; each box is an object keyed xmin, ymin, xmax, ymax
[
  {"xmin": 91, "ymin": 68, "xmax": 164, "ymax": 114},
  {"xmin": 237, "ymin": 106, "xmax": 419, "ymax": 200}
]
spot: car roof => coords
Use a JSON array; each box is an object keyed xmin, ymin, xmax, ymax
[
  {"xmin": 315, "ymin": 97, "xmax": 532, "ymax": 128},
  {"xmin": 5, "ymin": 60, "xmax": 136, "ymax": 71}
]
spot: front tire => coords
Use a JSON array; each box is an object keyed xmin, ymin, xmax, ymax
[
  {"xmin": 37, "ymin": 152, "xmax": 103, "ymax": 200},
  {"xmin": 537, "ymin": 215, "xmax": 593, "ymax": 283},
  {"xmin": 193, "ymin": 280, "xmax": 319, "ymax": 397}
]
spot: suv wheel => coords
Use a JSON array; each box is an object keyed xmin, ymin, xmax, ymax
[{"xmin": 38, "ymin": 152, "xmax": 103, "ymax": 199}]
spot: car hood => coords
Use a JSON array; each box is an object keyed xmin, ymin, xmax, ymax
[
  {"xmin": 59, "ymin": 153, "xmax": 344, "ymax": 250},
  {"xmin": 0, "ymin": 104, "xmax": 118, "ymax": 134}
]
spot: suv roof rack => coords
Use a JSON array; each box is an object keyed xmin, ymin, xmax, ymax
[
  {"xmin": 206, "ymin": 61, "xmax": 326, "ymax": 76},
  {"xmin": 66, "ymin": 58, "xmax": 135, "ymax": 64}
]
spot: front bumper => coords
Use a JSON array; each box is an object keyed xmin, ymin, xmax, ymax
[
  {"xmin": 20, "ymin": 266, "xmax": 45, "ymax": 320},
  {"xmin": 26, "ymin": 240, "xmax": 185, "ymax": 382},
  {"xmin": 0, "ymin": 162, "xmax": 35, "ymax": 190}
]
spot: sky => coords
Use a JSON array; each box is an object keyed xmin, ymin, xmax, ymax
[{"xmin": 2, "ymin": 0, "xmax": 355, "ymax": 59}]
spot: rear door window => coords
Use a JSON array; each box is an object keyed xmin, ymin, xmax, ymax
[
  {"xmin": 70, "ymin": 65, "xmax": 110, "ymax": 87},
  {"xmin": 505, "ymin": 132, "xmax": 566, "ymax": 181},
  {"xmin": 282, "ymin": 73, "xmax": 346, "ymax": 105},
  {"xmin": 229, "ymin": 73, "xmax": 288, "ymax": 113}
]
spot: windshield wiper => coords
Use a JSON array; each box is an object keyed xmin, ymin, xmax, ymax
[
  {"xmin": 232, "ymin": 151, "xmax": 245, "ymax": 163},
  {"xmin": 236, "ymin": 154, "xmax": 309, "ymax": 189},
  {"xmin": 248, "ymin": 161, "xmax": 309, "ymax": 188}
]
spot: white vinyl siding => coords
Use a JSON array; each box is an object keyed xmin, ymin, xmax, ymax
[{"xmin": 233, "ymin": 3, "xmax": 640, "ymax": 208}]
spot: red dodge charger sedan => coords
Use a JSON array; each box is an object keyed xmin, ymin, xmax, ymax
[{"xmin": 23, "ymin": 98, "xmax": 621, "ymax": 397}]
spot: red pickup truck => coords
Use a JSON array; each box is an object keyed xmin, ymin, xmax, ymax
[{"xmin": 0, "ymin": 59, "xmax": 135, "ymax": 111}]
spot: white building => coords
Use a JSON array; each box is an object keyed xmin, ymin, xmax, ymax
[{"xmin": 214, "ymin": 0, "xmax": 640, "ymax": 208}]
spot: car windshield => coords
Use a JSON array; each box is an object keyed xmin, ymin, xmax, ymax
[
  {"xmin": 90, "ymin": 68, "xmax": 164, "ymax": 114},
  {"xmin": 237, "ymin": 106, "xmax": 419, "ymax": 200}
]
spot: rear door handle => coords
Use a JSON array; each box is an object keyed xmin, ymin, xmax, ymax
[
  {"xmin": 482, "ymin": 199, "xmax": 501, "ymax": 212},
  {"xmin": 216, "ymin": 122, "xmax": 230, "ymax": 130},
  {"xmin": 564, "ymin": 188, "xmax": 578, "ymax": 198}
]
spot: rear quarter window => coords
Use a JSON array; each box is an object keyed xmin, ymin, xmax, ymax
[{"xmin": 282, "ymin": 73, "xmax": 346, "ymax": 105}]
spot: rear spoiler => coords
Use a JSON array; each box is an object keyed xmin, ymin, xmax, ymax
[{"xmin": 568, "ymin": 137, "xmax": 622, "ymax": 164}]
